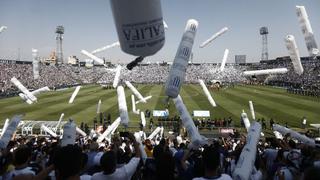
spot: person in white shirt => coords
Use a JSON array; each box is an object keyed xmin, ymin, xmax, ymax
[
  {"xmin": 92, "ymin": 132, "xmax": 141, "ymax": 180},
  {"xmin": 9, "ymin": 146, "xmax": 35, "ymax": 179},
  {"xmin": 193, "ymin": 146, "xmax": 232, "ymax": 180}
]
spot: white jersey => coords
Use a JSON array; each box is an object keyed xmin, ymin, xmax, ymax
[
  {"xmin": 92, "ymin": 157, "xmax": 140, "ymax": 180},
  {"xmin": 193, "ymin": 174, "xmax": 232, "ymax": 180},
  {"xmin": 10, "ymin": 167, "xmax": 35, "ymax": 179}
]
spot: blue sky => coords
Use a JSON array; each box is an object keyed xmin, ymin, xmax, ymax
[{"xmin": 0, "ymin": 0, "xmax": 319, "ymax": 63}]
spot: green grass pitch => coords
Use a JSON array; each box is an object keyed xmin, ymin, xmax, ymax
[{"xmin": 0, "ymin": 84, "xmax": 319, "ymax": 129}]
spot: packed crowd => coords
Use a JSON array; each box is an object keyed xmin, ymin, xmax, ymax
[
  {"xmin": 1, "ymin": 59, "xmax": 319, "ymax": 97},
  {"xmin": 0, "ymin": 64, "xmax": 77, "ymax": 97},
  {"xmin": 0, "ymin": 63, "xmax": 247, "ymax": 97},
  {"xmin": 254, "ymin": 59, "xmax": 320, "ymax": 93},
  {"xmin": 1, "ymin": 125, "xmax": 320, "ymax": 180}
]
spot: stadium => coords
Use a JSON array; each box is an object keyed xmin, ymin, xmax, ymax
[{"xmin": 0, "ymin": 1, "xmax": 320, "ymax": 180}]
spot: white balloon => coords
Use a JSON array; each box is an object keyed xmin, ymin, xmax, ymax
[
  {"xmin": 165, "ymin": 19, "xmax": 198, "ymax": 98},
  {"xmin": 97, "ymin": 117, "xmax": 121, "ymax": 143},
  {"xmin": 68, "ymin": 86, "xmax": 81, "ymax": 104},
  {"xmin": 285, "ymin": 35, "xmax": 304, "ymax": 75},
  {"xmin": 198, "ymin": 79, "xmax": 217, "ymax": 107},
  {"xmin": 273, "ymin": 124, "xmax": 315, "ymax": 147},
  {"xmin": 0, "ymin": 115, "xmax": 22, "ymax": 149},
  {"xmin": 243, "ymin": 68, "xmax": 288, "ymax": 76},
  {"xmin": 97, "ymin": 99, "xmax": 102, "ymax": 114},
  {"xmin": 296, "ymin": 6, "xmax": 318, "ymax": 57},
  {"xmin": 241, "ymin": 110, "xmax": 251, "ymax": 132},
  {"xmin": 91, "ymin": 42, "xmax": 120, "ymax": 54},
  {"xmin": 173, "ymin": 95, "xmax": 205, "ymax": 147},
  {"xmin": 200, "ymin": 27, "xmax": 228, "ymax": 48},
  {"xmin": 131, "ymin": 95, "xmax": 140, "ymax": 114},
  {"xmin": 249, "ymin": 101, "xmax": 255, "ymax": 120},
  {"xmin": 233, "ymin": 122, "xmax": 261, "ymax": 180},
  {"xmin": 125, "ymin": 81, "xmax": 146, "ymax": 103},
  {"xmin": 117, "ymin": 86, "xmax": 129, "ymax": 127},
  {"xmin": 32, "ymin": 48, "xmax": 39, "ymax": 79},
  {"xmin": 81, "ymin": 50, "xmax": 104, "ymax": 65},
  {"xmin": 112, "ymin": 65, "xmax": 122, "ymax": 88},
  {"xmin": 110, "ymin": 0, "xmax": 165, "ymax": 56},
  {"xmin": 11, "ymin": 77, "xmax": 37, "ymax": 102},
  {"xmin": 41, "ymin": 125, "xmax": 58, "ymax": 138},
  {"xmin": 61, "ymin": 120, "xmax": 76, "ymax": 147},
  {"xmin": 220, "ymin": 49, "xmax": 229, "ymax": 72}
]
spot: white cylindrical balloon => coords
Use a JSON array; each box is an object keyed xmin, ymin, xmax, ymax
[
  {"xmin": 61, "ymin": 120, "xmax": 76, "ymax": 147},
  {"xmin": 199, "ymin": 27, "xmax": 228, "ymax": 48},
  {"xmin": 134, "ymin": 132, "xmax": 147, "ymax": 164},
  {"xmin": 163, "ymin": 20, "xmax": 168, "ymax": 30},
  {"xmin": 285, "ymin": 35, "xmax": 304, "ymax": 75},
  {"xmin": 220, "ymin": 49, "xmax": 229, "ymax": 72},
  {"xmin": 241, "ymin": 110, "xmax": 251, "ymax": 132},
  {"xmin": 148, "ymin": 127, "xmax": 161, "ymax": 139},
  {"xmin": 243, "ymin": 68, "xmax": 288, "ymax": 76},
  {"xmin": 165, "ymin": 19, "xmax": 198, "ymax": 98},
  {"xmin": 0, "ymin": 115, "xmax": 22, "ymax": 149},
  {"xmin": 91, "ymin": 42, "xmax": 120, "ymax": 54},
  {"xmin": 113, "ymin": 65, "xmax": 122, "ymax": 88},
  {"xmin": 97, "ymin": 99, "xmax": 102, "ymax": 114},
  {"xmin": 117, "ymin": 86, "xmax": 129, "ymax": 127},
  {"xmin": 273, "ymin": 124, "xmax": 315, "ymax": 147},
  {"xmin": 249, "ymin": 101, "xmax": 255, "ymax": 120},
  {"xmin": 18, "ymin": 93, "xmax": 28, "ymax": 101},
  {"xmin": 56, "ymin": 113, "xmax": 64, "ymax": 131},
  {"xmin": 18, "ymin": 87, "xmax": 49, "ymax": 104},
  {"xmin": 0, "ymin": 26, "xmax": 7, "ymax": 33},
  {"xmin": 199, "ymin": 79, "xmax": 217, "ymax": 107},
  {"xmin": 131, "ymin": 95, "xmax": 140, "ymax": 114},
  {"xmin": 68, "ymin": 86, "xmax": 81, "ymax": 104},
  {"xmin": 233, "ymin": 122, "xmax": 261, "ymax": 180},
  {"xmin": 41, "ymin": 125, "xmax": 58, "ymax": 138},
  {"xmin": 296, "ymin": 6, "xmax": 318, "ymax": 57},
  {"xmin": 81, "ymin": 50, "xmax": 104, "ymax": 65},
  {"xmin": 18, "ymin": 93, "xmax": 33, "ymax": 104},
  {"xmin": 140, "ymin": 112, "xmax": 146, "ymax": 127},
  {"xmin": 0, "ymin": 118, "xmax": 10, "ymax": 138},
  {"xmin": 273, "ymin": 131, "xmax": 283, "ymax": 139},
  {"xmin": 76, "ymin": 127, "xmax": 87, "ymax": 137},
  {"xmin": 110, "ymin": 0, "xmax": 165, "ymax": 57},
  {"xmin": 173, "ymin": 95, "xmax": 204, "ymax": 147},
  {"xmin": 11, "ymin": 77, "xmax": 37, "ymax": 102},
  {"xmin": 32, "ymin": 49, "xmax": 39, "ymax": 80},
  {"xmin": 97, "ymin": 117, "xmax": 121, "ymax": 143},
  {"xmin": 125, "ymin": 81, "xmax": 146, "ymax": 103},
  {"xmin": 31, "ymin": 86, "xmax": 50, "ymax": 96},
  {"xmin": 136, "ymin": 95, "xmax": 152, "ymax": 104}
]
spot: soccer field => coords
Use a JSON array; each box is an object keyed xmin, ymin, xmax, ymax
[{"xmin": 0, "ymin": 84, "xmax": 319, "ymax": 128}]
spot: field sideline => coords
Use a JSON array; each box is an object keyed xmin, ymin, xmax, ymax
[{"xmin": 0, "ymin": 84, "xmax": 319, "ymax": 128}]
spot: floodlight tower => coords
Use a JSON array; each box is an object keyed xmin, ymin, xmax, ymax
[
  {"xmin": 260, "ymin": 27, "xmax": 269, "ymax": 61},
  {"xmin": 55, "ymin": 26, "xmax": 64, "ymax": 64}
]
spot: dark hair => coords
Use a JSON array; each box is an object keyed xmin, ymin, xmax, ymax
[
  {"xmin": 81, "ymin": 153, "xmax": 88, "ymax": 169},
  {"xmin": 100, "ymin": 151, "xmax": 117, "ymax": 174},
  {"xmin": 155, "ymin": 150, "xmax": 175, "ymax": 180},
  {"xmin": 288, "ymin": 139, "xmax": 297, "ymax": 149},
  {"xmin": 54, "ymin": 145, "xmax": 82, "ymax": 179},
  {"xmin": 14, "ymin": 145, "xmax": 32, "ymax": 166},
  {"xmin": 202, "ymin": 146, "xmax": 220, "ymax": 171}
]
